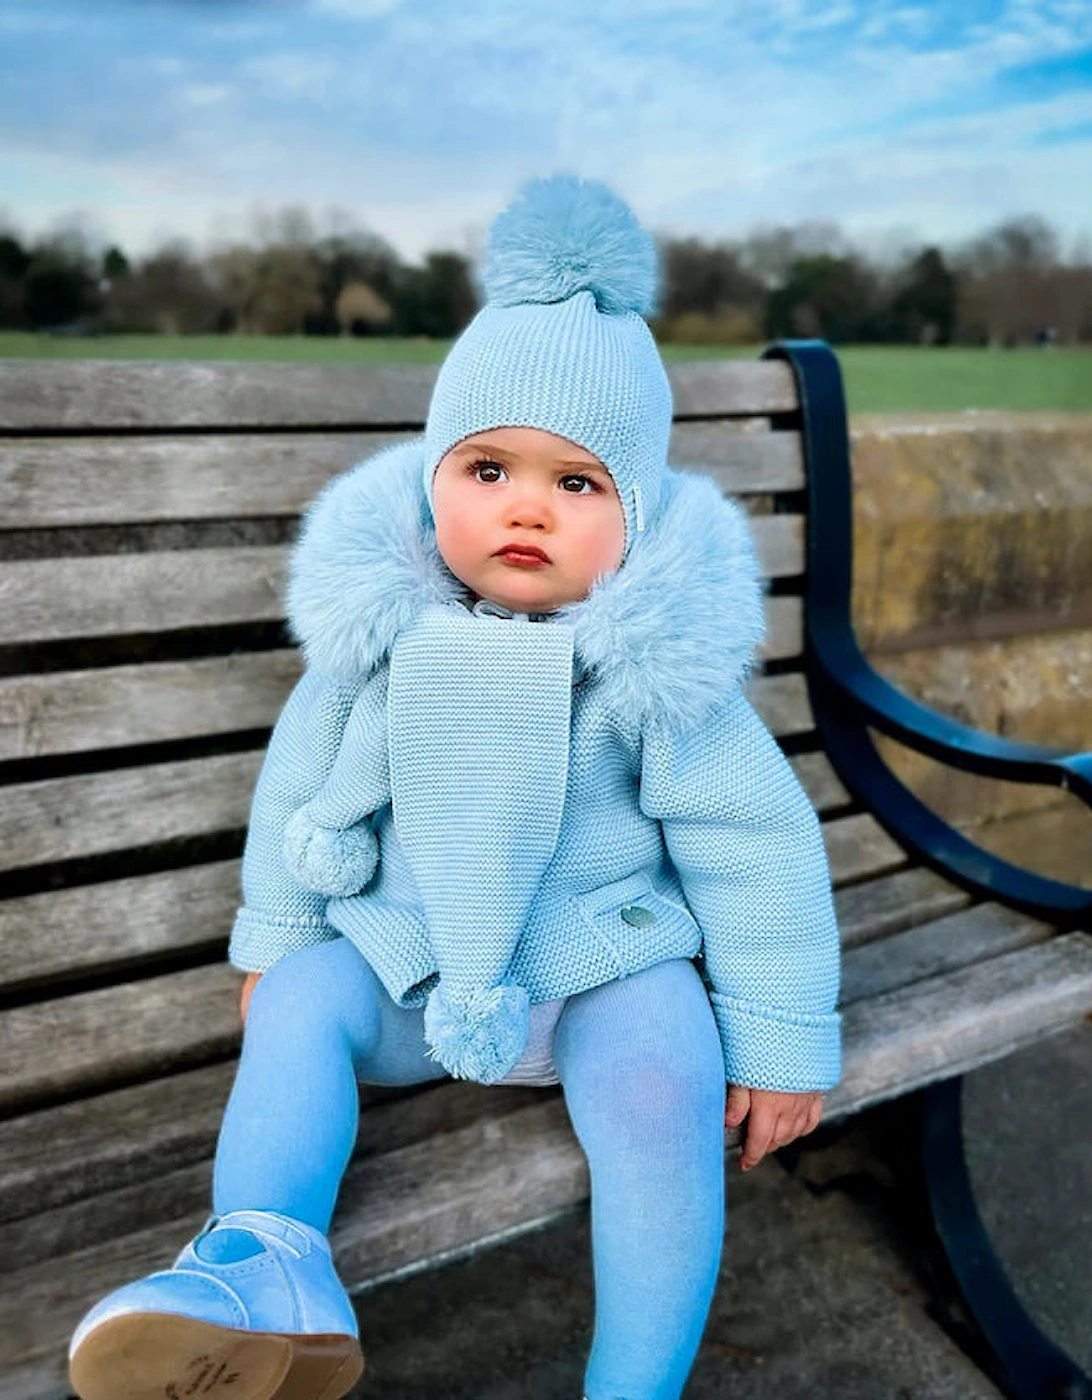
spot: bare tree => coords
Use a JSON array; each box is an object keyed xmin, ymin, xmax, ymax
[
  {"xmin": 207, "ymin": 239, "xmax": 323, "ymax": 335},
  {"xmin": 335, "ymin": 280, "xmax": 392, "ymax": 335},
  {"xmin": 738, "ymin": 221, "xmax": 850, "ymax": 288},
  {"xmin": 951, "ymin": 215, "xmax": 1082, "ymax": 344},
  {"xmin": 107, "ymin": 239, "xmax": 221, "ymax": 334},
  {"xmin": 247, "ymin": 201, "xmax": 318, "ymax": 251}
]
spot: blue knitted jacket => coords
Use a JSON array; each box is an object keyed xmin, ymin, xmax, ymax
[{"xmin": 229, "ymin": 438, "xmax": 842, "ymax": 1093}]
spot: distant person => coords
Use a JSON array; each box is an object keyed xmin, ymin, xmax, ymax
[{"xmin": 67, "ymin": 175, "xmax": 842, "ymax": 1400}]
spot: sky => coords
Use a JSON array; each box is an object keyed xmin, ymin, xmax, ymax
[{"xmin": 1, "ymin": 0, "xmax": 1091, "ymax": 268}]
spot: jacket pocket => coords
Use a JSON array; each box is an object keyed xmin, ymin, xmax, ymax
[{"xmin": 568, "ymin": 871, "xmax": 702, "ymax": 977}]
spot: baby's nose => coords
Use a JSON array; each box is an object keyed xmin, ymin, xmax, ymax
[{"xmin": 507, "ymin": 492, "xmax": 553, "ymax": 527}]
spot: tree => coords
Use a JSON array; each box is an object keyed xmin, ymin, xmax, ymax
[
  {"xmin": 335, "ymin": 280, "xmax": 392, "ymax": 335},
  {"xmin": 393, "ymin": 252, "xmax": 478, "ymax": 338},
  {"xmin": 952, "ymin": 215, "xmax": 1069, "ymax": 344},
  {"xmin": 0, "ymin": 231, "xmax": 30, "ymax": 280},
  {"xmin": 965, "ymin": 215, "xmax": 1060, "ymax": 277},
  {"xmin": 766, "ymin": 254, "xmax": 881, "ymax": 343},
  {"xmin": 106, "ymin": 241, "xmax": 221, "ymax": 333},
  {"xmin": 207, "ymin": 241, "xmax": 323, "ymax": 335},
  {"xmin": 247, "ymin": 244, "xmax": 324, "ymax": 334},
  {"xmin": 24, "ymin": 244, "xmax": 97, "ymax": 328},
  {"xmin": 739, "ymin": 221, "xmax": 850, "ymax": 288},
  {"xmin": 102, "ymin": 245, "xmax": 131, "ymax": 280},
  {"xmin": 0, "ymin": 230, "xmax": 31, "ymax": 327},
  {"xmin": 889, "ymin": 247, "xmax": 957, "ymax": 344},
  {"xmin": 312, "ymin": 228, "xmax": 403, "ymax": 336},
  {"xmin": 657, "ymin": 237, "xmax": 765, "ymax": 320}
]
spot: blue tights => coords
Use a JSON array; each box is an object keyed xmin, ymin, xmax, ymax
[{"xmin": 213, "ymin": 938, "xmax": 727, "ymax": 1400}]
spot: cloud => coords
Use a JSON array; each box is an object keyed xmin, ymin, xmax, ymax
[
  {"xmin": 0, "ymin": 9, "xmax": 77, "ymax": 32},
  {"xmin": 179, "ymin": 83, "xmax": 235, "ymax": 108},
  {"xmin": 241, "ymin": 53, "xmax": 341, "ymax": 97},
  {"xmin": 0, "ymin": 0, "xmax": 1088, "ymax": 261},
  {"xmin": 309, "ymin": 0, "xmax": 402, "ymax": 16}
]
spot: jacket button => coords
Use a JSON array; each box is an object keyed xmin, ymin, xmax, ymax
[{"xmin": 620, "ymin": 904, "xmax": 656, "ymax": 928}]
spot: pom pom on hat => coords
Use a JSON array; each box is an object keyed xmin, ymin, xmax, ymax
[{"xmin": 484, "ymin": 174, "xmax": 657, "ymax": 317}]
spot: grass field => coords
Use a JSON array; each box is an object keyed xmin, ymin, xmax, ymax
[{"xmin": 1, "ymin": 331, "xmax": 1089, "ymax": 414}]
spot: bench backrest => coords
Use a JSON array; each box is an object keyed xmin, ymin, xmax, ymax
[{"xmin": 0, "ymin": 355, "xmax": 918, "ymax": 1123}]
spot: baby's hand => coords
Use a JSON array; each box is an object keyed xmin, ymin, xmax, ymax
[
  {"xmin": 725, "ymin": 1084, "xmax": 822, "ymax": 1171},
  {"xmin": 240, "ymin": 971, "xmax": 263, "ymax": 1025}
]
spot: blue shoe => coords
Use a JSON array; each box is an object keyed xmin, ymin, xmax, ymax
[{"xmin": 68, "ymin": 1209, "xmax": 364, "ymax": 1400}]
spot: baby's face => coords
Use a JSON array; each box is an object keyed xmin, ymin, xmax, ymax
[{"xmin": 431, "ymin": 426, "xmax": 625, "ymax": 612}]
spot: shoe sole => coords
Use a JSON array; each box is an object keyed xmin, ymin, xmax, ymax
[{"xmin": 69, "ymin": 1310, "xmax": 364, "ymax": 1400}]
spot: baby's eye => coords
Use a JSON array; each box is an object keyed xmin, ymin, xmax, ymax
[
  {"xmin": 469, "ymin": 460, "xmax": 507, "ymax": 484},
  {"xmin": 560, "ymin": 474, "xmax": 597, "ymax": 494}
]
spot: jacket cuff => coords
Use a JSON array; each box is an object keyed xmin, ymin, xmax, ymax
[
  {"xmin": 228, "ymin": 906, "xmax": 338, "ymax": 974},
  {"xmin": 708, "ymin": 990, "xmax": 842, "ymax": 1092}
]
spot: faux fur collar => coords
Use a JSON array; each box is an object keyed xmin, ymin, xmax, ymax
[{"xmin": 285, "ymin": 438, "xmax": 765, "ymax": 734}]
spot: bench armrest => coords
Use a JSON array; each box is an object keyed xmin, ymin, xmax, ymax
[
  {"xmin": 814, "ymin": 628, "xmax": 1092, "ymax": 809},
  {"xmin": 765, "ymin": 338, "xmax": 1092, "ymax": 923}
]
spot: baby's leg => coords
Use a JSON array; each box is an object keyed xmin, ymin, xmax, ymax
[
  {"xmin": 212, "ymin": 937, "xmax": 448, "ymax": 1236},
  {"xmin": 553, "ymin": 957, "xmax": 726, "ymax": 1400}
]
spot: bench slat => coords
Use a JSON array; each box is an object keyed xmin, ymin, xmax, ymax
[
  {"xmin": 0, "ymin": 651, "xmax": 300, "ymax": 762},
  {"xmin": 0, "ymin": 517, "xmax": 803, "ymax": 646},
  {"xmin": 0, "ymin": 1075, "xmax": 542, "ymax": 1259},
  {"xmin": 0, "ymin": 358, "xmax": 798, "ymax": 432},
  {"xmin": 0, "ymin": 1061, "xmax": 236, "ymax": 1223},
  {"xmin": 0, "ymin": 861, "xmax": 240, "ymax": 991},
  {"xmin": 791, "ymin": 750, "xmax": 850, "ymax": 810},
  {"xmin": 840, "ymin": 902, "xmax": 1055, "ymax": 1004},
  {"xmin": 0, "ymin": 866, "xmax": 939, "ymax": 1227},
  {"xmin": 6, "ymin": 856, "xmax": 929, "ymax": 1232},
  {"xmin": 0, "ymin": 884, "xmax": 1047, "ymax": 1271},
  {"xmin": 0, "ymin": 964, "xmax": 241, "ymax": 1115},
  {"xmin": 827, "ymin": 929, "xmax": 1092, "ymax": 1120},
  {"xmin": 1, "ymin": 753, "xmax": 259, "ymax": 872},
  {"xmin": 823, "ymin": 812, "xmax": 908, "ymax": 884},
  {"xmin": 0, "ymin": 1064, "xmax": 538, "ymax": 1229},
  {"xmin": 5, "ymin": 927, "xmax": 1091, "ymax": 1399},
  {"xmin": 0, "ymin": 601, "xmax": 804, "ymax": 761},
  {"xmin": 0, "ymin": 748, "xmax": 849, "ymax": 993},
  {"xmin": 836, "ymin": 866, "xmax": 971, "ymax": 949},
  {"xmin": 0, "ymin": 1094, "xmax": 588, "ymax": 1399},
  {"xmin": 0, "ymin": 424, "xmax": 803, "ymax": 528},
  {"xmin": 0, "ymin": 547, "xmax": 286, "ymax": 644},
  {"xmin": 745, "ymin": 671, "xmax": 813, "ymax": 738}
]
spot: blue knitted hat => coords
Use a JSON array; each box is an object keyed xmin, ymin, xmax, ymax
[{"xmin": 422, "ymin": 174, "xmax": 673, "ymax": 559}]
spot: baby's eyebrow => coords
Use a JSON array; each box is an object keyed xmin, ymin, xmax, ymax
[{"xmin": 452, "ymin": 442, "xmax": 607, "ymax": 471}]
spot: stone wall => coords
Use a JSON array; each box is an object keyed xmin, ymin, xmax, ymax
[{"xmin": 846, "ymin": 412, "xmax": 1092, "ymax": 888}]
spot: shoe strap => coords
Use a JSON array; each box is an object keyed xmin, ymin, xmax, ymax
[{"xmin": 201, "ymin": 1209, "xmax": 321, "ymax": 1258}]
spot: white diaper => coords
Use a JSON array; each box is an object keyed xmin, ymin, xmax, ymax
[{"xmin": 495, "ymin": 995, "xmax": 568, "ymax": 1086}]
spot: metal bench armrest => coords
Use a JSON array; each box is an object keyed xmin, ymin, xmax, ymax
[
  {"xmin": 765, "ymin": 338, "xmax": 1092, "ymax": 923},
  {"xmin": 813, "ymin": 627, "xmax": 1092, "ymax": 808}
]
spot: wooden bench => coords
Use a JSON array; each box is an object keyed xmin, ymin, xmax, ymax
[{"xmin": 1, "ymin": 341, "xmax": 1090, "ymax": 1400}]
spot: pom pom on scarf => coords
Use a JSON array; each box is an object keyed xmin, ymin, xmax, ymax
[
  {"xmin": 423, "ymin": 980, "xmax": 531, "ymax": 1085},
  {"xmin": 282, "ymin": 807, "xmax": 379, "ymax": 897}
]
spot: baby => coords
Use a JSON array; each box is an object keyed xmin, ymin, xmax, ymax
[{"xmin": 68, "ymin": 175, "xmax": 841, "ymax": 1400}]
